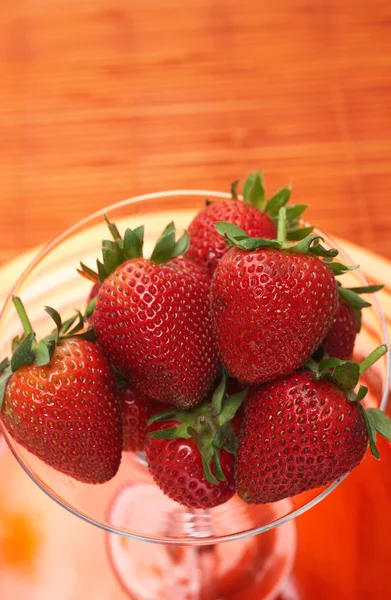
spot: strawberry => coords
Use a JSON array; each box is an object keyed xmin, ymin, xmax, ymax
[
  {"xmin": 322, "ymin": 284, "xmax": 384, "ymax": 360},
  {"xmin": 187, "ymin": 171, "xmax": 312, "ymax": 276},
  {"xmin": 79, "ymin": 218, "xmax": 219, "ymax": 408},
  {"xmin": 187, "ymin": 201, "xmax": 275, "ymax": 277},
  {"xmin": 118, "ymin": 385, "xmax": 160, "ymax": 452},
  {"xmin": 236, "ymin": 346, "xmax": 390, "ymax": 504},
  {"xmin": 211, "ymin": 210, "xmax": 341, "ymax": 384},
  {"xmin": 88, "ymin": 282, "xmax": 101, "ymax": 302},
  {"xmin": 0, "ymin": 298, "xmax": 122, "ymax": 484},
  {"xmin": 145, "ymin": 372, "xmax": 247, "ymax": 509}
]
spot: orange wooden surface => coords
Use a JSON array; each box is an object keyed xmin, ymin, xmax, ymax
[{"xmin": 1, "ymin": 0, "xmax": 391, "ymax": 267}]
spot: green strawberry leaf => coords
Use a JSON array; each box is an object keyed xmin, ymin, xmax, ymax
[
  {"xmin": 354, "ymin": 308, "xmax": 362, "ymax": 333},
  {"xmin": 231, "ymin": 179, "xmax": 240, "ymax": 200},
  {"xmin": 356, "ymin": 385, "xmax": 369, "ymax": 402},
  {"xmin": 150, "ymin": 222, "xmax": 176, "ymax": 264},
  {"xmin": 290, "ymin": 235, "xmax": 338, "ymax": 259},
  {"xmin": 148, "ymin": 408, "xmax": 188, "ymax": 425},
  {"xmin": 212, "ymin": 450, "xmax": 227, "ymax": 482},
  {"xmin": 11, "ymin": 332, "xmax": 36, "ymax": 372},
  {"xmin": 60, "ymin": 313, "xmax": 79, "ymax": 335},
  {"xmin": 64, "ymin": 311, "xmax": 85, "ymax": 337},
  {"xmin": 316, "ymin": 346, "xmax": 387, "ymax": 395},
  {"xmin": 217, "ymin": 388, "xmax": 248, "ymax": 426},
  {"xmin": 328, "ymin": 262, "xmax": 359, "ymax": 276},
  {"xmin": 102, "ymin": 239, "xmax": 117, "ymax": 251},
  {"xmin": 188, "ymin": 425, "xmax": 220, "ymax": 485},
  {"xmin": 211, "ymin": 370, "xmax": 227, "ymax": 417},
  {"xmin": 236, "ymin": 237, "xmax": 282, "ymax": 251},
  {"xmin": 360, "ymin": 406, "xmax": 380, "ymax": 459},
  {"xmin": 366, "ymin": 408, "xmax": 391, "ymax": 443},
  {"xmin": 265, "ymin": 187, "xmax": 291, "ymax": 217},
  {"xmin": 215, "ymin": 221, "xmax": 248, "ymax": 242},
  {"xmin": 84, "ymin": 297, "xmax": 97, "ymax": 321},
  {"xmin": 201, "ymin": 454, "xmax": 219, "ymax": 485},
  {"xmin": 172, "ymin": 231, "xmax": 190, "ymax": 258},
  {"xmin": 339, "ymin": 288, "xmax": 371, "ymax": 310},
  {"xmin": 102, "ymin": 247, "xmax": 123, "ymax": 274},
  {"xmin": 310, "ymin": 242, "xmax": 339, "ymax": 259},
  {"xmin": 96, "ymin": 259, "xmax": 108, "ymax": 283},
  {"xmin": 70, "ymin": 327, "xmax": 96, "ymax": 343},
  {"xmin": 243, "ymin": 171, "xmax": 266, "ymax": 211},
  {"xmin": 44, "ymin": 306, "xmax": 62, "ymax": 334},
  {"xmin": 148, "ymin": 423, "xmax": 192, "ymax": 440},
  {"xmin": 286, "ymin": 226, "xmax": 314, "ymax": 241},
  {"xmin": 332, "ymin": 361, "xmax": 360, "ymax": 390},
  {"xmin": 346, "ymin": 385, "xmax": 368, "ymax": 403},
  {"xmin": 348, "ymin": 284, "xmax": 384, "ymax": 294},
  {"xmin": 285, "ymin": 204, "xmax": 307, "ymax": 222},
  {"xmin": 318, "ymin": 357, "xmax": 346, "ymax": 372},
  {"xmin": 213, "ymin": 421, "xmax": 239, "ymax": 455},
  {"xmin": 0, "ymin": 365, "xmax": 13, "ymax": 409},
  {"xmin": 34, "ymin": 340, "xmax": 53, "ymax": 367},
  {"xmin": 133, "ymin": 225, "xmax": 145, "ymax": 248},
  {"xmin": 123, "ymin": 228, "xmax": 144, "ymax": 259}
]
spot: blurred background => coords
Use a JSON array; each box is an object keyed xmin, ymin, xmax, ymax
[
  {"xmin": 1, "ymin": 1, "xmax": 391, "ymax": 599},
  {"xmin": 0, "ymin": 0, "xmax": 390, "ymax": 265}
]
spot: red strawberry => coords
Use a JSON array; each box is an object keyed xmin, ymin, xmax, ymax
[
  {"xmin": 187, "ymin": 200, "xmax": 276, "ymax": 276},
  {"xmin": 145, "ymin": 372, "xmax": 247, "ymax": 509},
  {"xmin": 80, "ymin": 219, "xmax": 219, "ymax": 408},
  {"xmin": 118, "ymin": 385, "xmax": 160, "ymax": 452},
  {"xmin": 322, "ymin": 285, "xmax": 383, "ymax": 360},
  {"xmin": 187, "ymin": 171, "xmax": 311, "ymax": 277},
  {"xmin": 236, "ymin": 346, "xmax": 390, "ymax": 504},
  {"xmin": 88, "ymin": 282, "xmax": 101, "ymax": 302},
  {"xmin": 0, "ymin": 298, "xmax": 122, "ymax": 484},
  {"xmin": 211, "ymin": 215, "xmax": 340, "ymax": 384},
  {"xmin": 323, "ymin": 298, "xmax": 357, "ymax": 360}
]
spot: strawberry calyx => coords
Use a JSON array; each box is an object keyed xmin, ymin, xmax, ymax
[
  {"xmin": 0, "ymin": 296, "xmax": 95, "ymax": 409},
  {"xmin": 215, "ymin": 206, "xmax": 342, "ymax": 264},
  {"xmin": 147, "ymin": 371, "xmax": 248, "ymax": 485},
  {"xmin": 78, "ymin": 216, "xmax": 189, "ymax": 284},
  {"xmin": 307, "ymin": 344, "xmax": 391, "ymax": 459},
  {"xmin": 231, "ymin": 170, "xmax": 313, "ymax": 241},
  {"xmin": 337, "ymin": 283, "xmax": 384, "ymax": 332}
]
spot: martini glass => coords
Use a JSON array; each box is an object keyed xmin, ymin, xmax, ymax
[{"xmin": 0, "ymin": 191, "xmax": 389, "ymax": 600}]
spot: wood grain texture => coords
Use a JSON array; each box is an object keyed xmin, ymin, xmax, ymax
[{"xmin": 1, "ymin": 0, "xmax": 391, "ymax": 265}]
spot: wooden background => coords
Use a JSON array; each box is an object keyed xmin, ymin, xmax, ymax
[{"xmin": 1, "ymin": 0, "xmax": 391, "ymax": 267}]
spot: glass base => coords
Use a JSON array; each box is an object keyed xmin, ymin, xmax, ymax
[{"xmin": 107, "ymin": 483, "xmax": 297, "ymax": 600}]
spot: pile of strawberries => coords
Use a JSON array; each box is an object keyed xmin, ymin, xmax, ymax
[{"xmin": 1, "ymin": 171, "xmax": 390, "ymax": 510}]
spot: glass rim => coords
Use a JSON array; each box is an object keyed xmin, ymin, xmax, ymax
[{"xmin": 0, "ymin": 189, "xmax": 390, "ymax": 546}]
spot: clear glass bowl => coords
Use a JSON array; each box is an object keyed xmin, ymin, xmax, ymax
[{"xmin": 0, "ymin": 190, "xmax": 389, "ymax": 546}]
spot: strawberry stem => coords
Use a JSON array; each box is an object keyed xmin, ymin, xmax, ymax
[
  {"xmin": 12, "ymin": 296, "xmax": 33, "ymax": 336},
  {"xmin": 359, "ymin": 344, "xmax": 388, "ymax": 375},
  {"xmin": 277, "ymin": 207, "xmax": 287, "ymax": 244}
]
